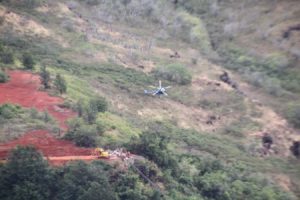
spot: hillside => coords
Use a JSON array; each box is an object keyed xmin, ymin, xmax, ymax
[{"xmin": 0, "ymin": 0, "xmax": 300, "ymax": 199}]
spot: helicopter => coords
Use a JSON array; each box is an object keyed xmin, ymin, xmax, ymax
[{"xmin": 144, "ymin": 80, "xmax": 171, "ymax": 97}]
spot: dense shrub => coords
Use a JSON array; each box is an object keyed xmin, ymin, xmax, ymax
[
  {"xmin": 290, "ymin": 141, "xmax": 300, "ymax": 158},
  {"xmin": 54, "ymin": 74, "xmax": 67, "ymax": 94},
  {"xmin": 0, "ymin": 146, "xmax": 52, "ymax": 200},
  {"xmin": 79, "ymin": 97, "xmax": 108, "ymax": 124},
  {"xmin": 153, "ymin": 64, "xmax": 192, "ymax": 85},
  {"xmin": 39, "ymin": 66, "xmax": 50, "ymax": 89},
  {"xmin": 133, "ymin": 159, "xmax": 162, "ymax": 183},
  {"xmin": 76, "ymin": 99, "xmax": 84, "ymax": 117},
  {"xmin": 172, "ymin": 11, "xmax": 212, "ymax": 54},
  {"xmin": 0, "ymin": 104, "xmax": 21, "ymax": 119},
  {"xmin": 64, "ymin": 118, "xmax": 98, "ymax": 147},
  {"xmin": 129, "ymin": 131, "xmax": 180, "ymax": 177},
  {"xmin": 54, "ymin": 162, "xmax": 116, "ymax": 200},
  {"xmin": 0, "ymin": 70, "xmax": 9, "ymax": 83},
  {"xmin": 89, "ymin": 97, "xmax": 108, "ymax": 113},
  {"xmin": 64, "ymin": 131, "xmax": 96, "ymax": 147},
  {"xmin": 84, "ymin": 103, "xmax": 98, "ymax": 124},
  {"xmin": 114, "ymin": 170, "xmax": 158, "ymax": 200},
  {"xmin": 0, "ymin": 50, "xmax": 14, "ymax": 64},
  {"xmin": 22, "ymin": 53, "xmax": 35, "ymax": 70},
  {"xmin": 0, "ymin": 148, "xmax": 117, "ymax": 200},
  {"xmin": 285, "ymin": 104, "xmax": 300, "ymax": 128}
]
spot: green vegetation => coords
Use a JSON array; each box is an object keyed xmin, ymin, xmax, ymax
[
  {"xmin": 64, "ymin": 117, "xmax": 100, "ymax": 147},
  {"xmin": 97, "ymin": 112, "xmax": 141, "ymax": 147},
  {"xmin": 0, "ymin": 50, "xmax": 14, "ymax": 64},
  {"xmin": 5, "ymin": 0, "xmax": 42, "ymax": 9},
  {"xmin": 129, "ymin": 130, "xmax": 179, "ymax": 176},
  {"xmin": 64, "ymin": 96, "xmax": 109, "ymax": 147},
  {"xmin": 89, "ymin": 97, "xmax": 108, "ymax": 113},
  {"xmin": 126, "ymin": 122, "xmax": 294, "ymax": 200},
  {"xmin": 0, "ymin": 146, "xmax": 162, "ymax": 200},
  {"xmin": 0, "ymin": 104, "xmax": 59, "ymax": 142},
  {"xmin": 173, "ymin": 11, "xmax": 212, "ymax": 54},
  {"xmin": 0, "ymin": 103, "xmax": 21, "ymax": 119},
  {"xmin": 0, "ymin": 146, "xmax": 117, "ymax": 200},
  {"xmin": 40, "ymin": 66, "xmax": 51, "ymax": 89},
  {"xmin": 215, "ymin": 43, "xmax": 299, "ymax": 97},
  {"xmin": 285, "ymin": 103, "xmax": 300, "ymax": 128},
  {"xmin": 0, "ymin": 70, "xmax": 9, "ymax": 83},
  {"xmin": 54, "ymin": 74, "xmax": 67, "ymax": 94},
  {"xmin": 73, "ymin": 97, "xmax": 108, "ymax": 124},
  {"xmin": 0, "ymin": 43, "xmax": 14, "ymax": 65},
  {"xmin": 0, "ymin": 146, "xmax": 52, "ymax": 200},
  {"xmin": 221, "ymin": 117, "xmax": 261, "ymax": 138},
  {"xmin": 0, "ymin": 1, "xmax": 300, "ymax": 199},
  {"xmin": 153, "ymin": 64, "xmax": 192, "ymax": 85},
  {"xmin": 22, "ymin": 53, "xmax": 35, "ymax": 70}
]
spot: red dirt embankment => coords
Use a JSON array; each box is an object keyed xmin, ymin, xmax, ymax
[
  {"xmin": 0, "ymin": 130, "xmax": 93, "ymax": 158},
  {"xmin": 0, "ymin": 70, "xmax": 76, "ymax": 129},
  {"xmin": 0, "ymin": 70, "xmax": 98, "ymax": 165}
]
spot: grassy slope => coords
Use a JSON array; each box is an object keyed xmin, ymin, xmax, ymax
[
  {"xmin": 0, "ymin": 0, "xmax": 300, "ymax": 198},
  {"xmin": 199, "ymin": 0, "xmax": 300, "ymax": 113}
]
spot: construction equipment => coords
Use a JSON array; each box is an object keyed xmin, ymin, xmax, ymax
[{"xmin": 93, "ymin": 148, "xmax": 110, "ymax": 159}]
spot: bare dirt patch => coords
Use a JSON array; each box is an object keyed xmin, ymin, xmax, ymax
[
  {"xmin": 0, "ymin": 70, "xmax": 129, "ymax": 166},
  {"xmin": 0, "ymin": 130, "xmax": 92, "ymax": 158},
  {"xmin": 0, "ymin": 70, "xmax": 76, "ymax": 129},
  {"xmin": 0, "ymin": 130, "xmax": 93, "ymax": 164}
]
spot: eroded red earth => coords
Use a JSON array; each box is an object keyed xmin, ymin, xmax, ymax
[
  {"xmin": 0, "ymin": 70, "xmax": 76, "ymax": 129},
  {"xmin": 0, "ymin": 70, "xmax": 97, "ymax": 165},
  {"xmin": 0, "ymin": 130, "xmax": 94, "ymax": 159}
]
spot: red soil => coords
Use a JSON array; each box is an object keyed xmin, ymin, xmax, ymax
[
  {"xmin": 0, "ymin": 130, "xmax": 93, "ymax": 158},
  {"xmin": 0, "ymin": 70, "xmax": 76, "ymax": 129},
  {"xmin": 0, "ymin": 70, "xmax": 100, "ymax": 165}
]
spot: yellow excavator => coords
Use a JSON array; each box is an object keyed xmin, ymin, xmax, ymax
[{"xmin": 93, "ymin": 148, "xmax": 110, "ymax": 159}]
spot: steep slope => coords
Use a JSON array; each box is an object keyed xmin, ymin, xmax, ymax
[{"xmin": 0, "ymin": 0, "xmax": 300, "ymax": 198}]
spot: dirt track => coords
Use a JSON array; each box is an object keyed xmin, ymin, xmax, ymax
[{"xmin": 0, "ymin": 71, "xmax": 100, "ymax": 165}]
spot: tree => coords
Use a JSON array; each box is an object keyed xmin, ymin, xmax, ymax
[
  {"xmin": 89, "ymin": 97, "xmax": 108, "ymax": 113},
  {"xmin": 115, "ymin": 171, "xmax": 148, "ymax": 200},
  {"xmin": 129, "ymin": 131, "xmax": 180, "ymax": 177},
  {"xmin": 0, "ymin": 146, "xmax": 53, "ymax": 200},
  {"xmin": 54, "ymin": 74, "xmax": 67, "ymax": 94},
  {"xmin": 286, "ymin": 104, "xmax": 300, "ymax": 128},
  {"xmin": 76, "ymin": 99, "xmax": 84, "ymax": 117},
  {"xmin": 22, "ymin": 53, "xmax": 35, "ymax": 70},
  {"xmin": 84, "ymin": 104, "xmax": 98, "ymax": 124},
  {"xmin": 194, "ymin": 171, "xmax": 230, "ymax": 200},
  {"xmin": 1, "ymin": 50, "xmax": 14, "ymax": 64},
  {"xmin": 64, "ymin": 118, "xmax": 97, "ymax": 147},
  {"xmin": 39, "ymin": 66, "xmax": 50, "ymax": 89},
  {"xmin": 54, "ymin": 161, "xmax": 116, "ymax": 200}
]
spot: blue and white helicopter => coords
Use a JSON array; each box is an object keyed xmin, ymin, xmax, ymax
[{"xmin": 144, "ymin": 80, "xmax": 171, "ymax": 97}]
